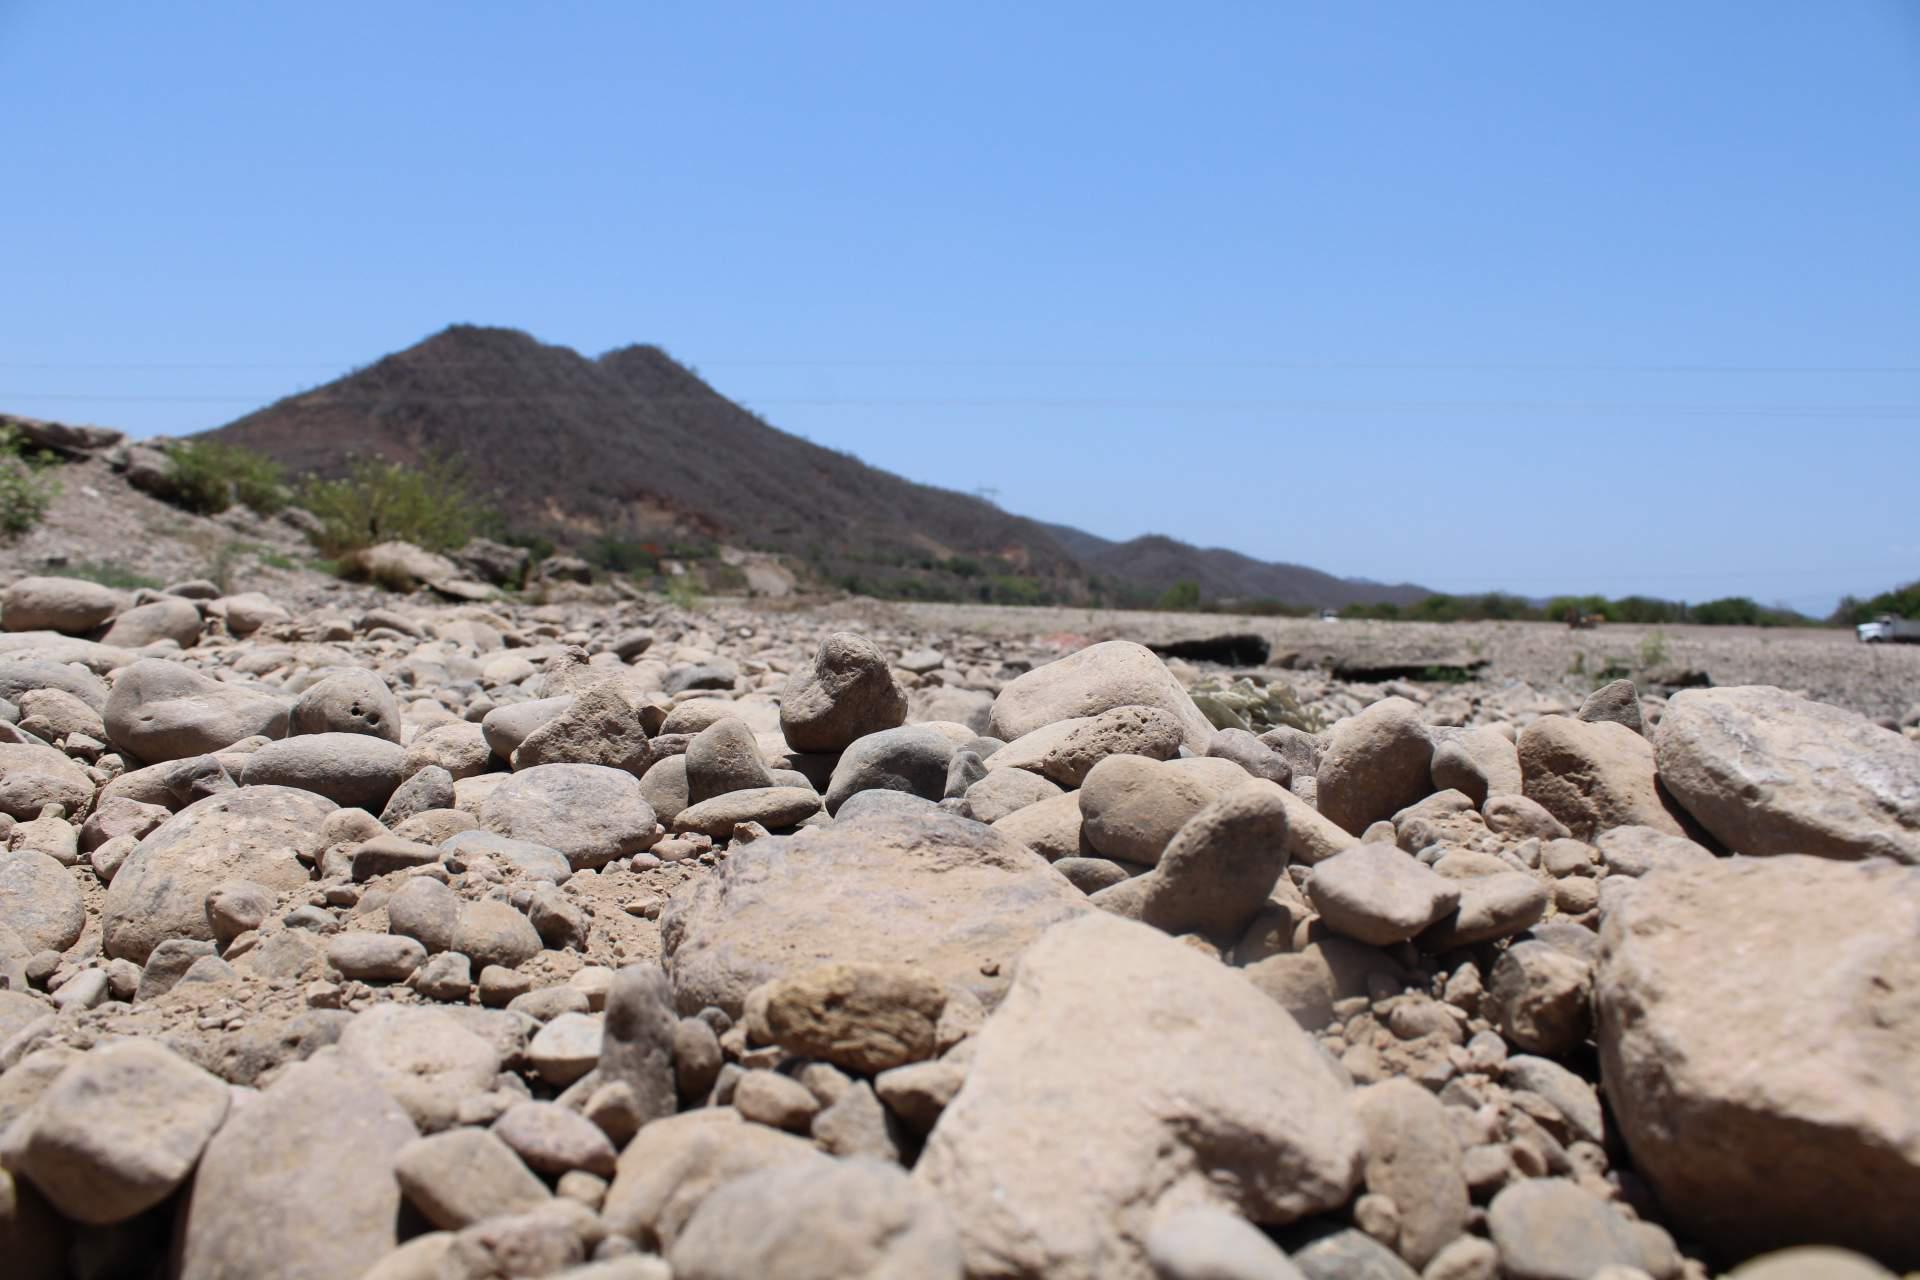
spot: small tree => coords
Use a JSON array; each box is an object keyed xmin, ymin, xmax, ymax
[
  {"xmin": 0, "ymin": 425, "xmax": 61, "ymax": 538},
  {"xmin": 299, "ymin": 454, "xmax": 481, "ymax": 556}
]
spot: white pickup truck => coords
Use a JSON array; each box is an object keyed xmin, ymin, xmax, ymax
[{"xmin": 1857, "ymin": 614, "xmax": 1920, "ymax": 643}]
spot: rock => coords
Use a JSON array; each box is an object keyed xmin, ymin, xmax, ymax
[
  {"xmin": 479, "ymin": 764, "xmax": 660, "ymax": 870},
  {"xmin": 98, "ymin": 595, "xmax": 203, "ymax": 648},
  {"xmin": 1352, "ymin": 1079, "xmax": 1468, "ymax": 1269},
  {"xmin": 1488, "ymin": 942, "xmax": 1592, "ymax": 1056},
  {"xmin": 494, "ymin": 1101, "xmax": 617, "ymax": 1177},
  {"xmin": 1078, "ymin": 754, "xmax": 1252, "ymax": 864},
  {"xmin": 1142, "ymin": 1206, "xmax": 1305, "ymax": 1279},
  {"xmin": 0, "ymin": 658, "xmax": 109, "ymax": 714},
  {"xmin": 752, "ymin": 961, "xmax": 947, "ymax": 1074},
  {"xmin": 1316, "ymin": 698, "xmax": 1433, "ymax": 835},
  {"xmin": 176, "ymin": 1054, "xmax": 417, "ymax": 1280},
  {"xmin": 441, "ymin": 829, "xmax": 573, "ymax": 883},
  {"xmin": 672, "ymin": 786, "xmax": 823, "ymax": 838},
  {"xmin": 1517, "ymin": 715, "xmax": 1687, "ymax": 841},
  {"xmin": 1, "ymin": 577, "xmax": 122, "ymax": 635},
  {"xmin": 1090, "ymin": 783, "xmax": 1289, "ymax": 940},
  {"xmin": 1727, "ymin": 1248, "xmax": 1901, "ymax": 1280},
  {"xmin": 395, "ymin": 1127, "xmax": 551, "ymax": 1230},
  {"xmin": 349, "ymin": 832, "xmax": 440, "ymax": 880},
  {"xmin": 685, "ymin": 716, "xmax": 773, "ymax": 803},
  {"xmin": 1596, "ymin": 855, "xmax": 1920, "ymax": 1264},
  {"xmin": 453, "ymin": 898, "xmax": 543, "ymax": 971},
  {"xmin": 1054, "ymin": 856, "xmax": 1136, "ymax": 893},
  {"xmin": 1483, "ymin": 793, "xmax": 1572, "ymax": 841},
  {"xmin": 990, "ymin": 640, "xmax": 1215, "ymax": 753},
  {"xmin": 1592, "ymin": 825, "xmax": 1715, "ymax": 878},
  {"xmin": 455, "ymin": 537, "xmax": 531, "ymax": 587},
  {"xmin": 1503, "ymin": 1056, "xmax": 1604, "ymax": 1147},
  {"xmin": 915, "ymin": 913, "xmax": 1362, "ymax": 1280},
  {"xmin": 529, "ymin": 1011, "xmax": 603, "ymax": 1086},
  {"xmin": 290, "ymin": 668, "xmax": 402, "ymax": 741},
  {"xmin": 1305, "ymin": 844, "xmax": 1460, "ymax": 946},
  {"xmin": 103, "ymin": 658, "xmax": 289, "ymax": 762},
  {"xmin": 0, "ymin": 851, "xmax": 84, "ymax": 954},
  {"xmin": 1487, "ymin": 1178, "xmax": 1667, "ymax": 1280},
  {"xmin": 104, "ymin": 786, "xmax": 334, "ymax": 962},
  {"xmin": 239, "ymin": 732, "xmax": 407, "ymax": 810},
  {"xmin": 338, "ymin": 1004, "xmax": 500, "ymax": 1132},
  {"xmin": 601, "ymin": 1109, "xmax": 829, "ymax": 1251},
  {"xmin": 673, "ymin": 1017, "xmax": 723, "ymax": 1102},
  {"xmin": 217, "ymin": 591, "xmax": 291, "ymax": 635},
  {"xmin": 1430, "ymin": 727, "xmax": 1523, "ymax": 807},
  {"xmin": 1578, "ymin": 679, "xmax": 1644, "ymax": 734},
  {"xmin": 0, "ymin": 743, "xmax": 93, "ymax": 820},
  {"xmin": 380, "ymin": 765, "xmax": 455, "ymax": 826},
  {"xmin": 598, "ymin": 964, "xmax": 680, "ymax": 1127},
  {"xmin": 403, "ymin": 720, "xmax": 494, "ymax": 780},
  {"xmin": 662, "ymin": 809, "xmax": 1088, "ymax": 1016},
  {"xmin": 944, "ymin": 747, "xmax": 988, "ymax": 799},
  {"xmin": 779, "ymin": 632, "xmax": 908, "ymax": 753},
  {"xmin": 481, "ymin": 695, "xmax": 574, "ymax": 760},
  {"xmin": 989, "ymin": 705, "xmax": 1186, "ymax": 787},
  {"xmin": 328, "ymin": 933, "xmax": 428, "ymax": 982},
  {"xmin": 992, "ymin": 790, "xmax": 1091, "ymax": 860},
  {"xmin": 823, "ymin": 725, "xmax": 960, "ymax": 814},
  {"xmin": 1654, "ymin": 686, "xmax": 1920, "ymax": 863},
  {"xmin": 1417, "ymin": 872, "xmax": 1549, "ymax": 950},
  {"xmin": 15, "ymin": 1039, "xmax": 230, "ymax": 1224},
  {"xmin": 733, "ymin": 1069, "xmax": 819, "ymax": 1131},
  {"xmin": 1289, "ymin": 1229, "xmax": 1418, "ymax": 1280},
  {"xmin": 670, "ymin": 1156, "xmax": 962, "ymax": 1280},
  {"xmin": 513, "ymin": 682, "xmax": 652, "ymax": 774},
  {"xmin": 963, "ymin": 765, "xmax": 1062, "ymax": 824}
]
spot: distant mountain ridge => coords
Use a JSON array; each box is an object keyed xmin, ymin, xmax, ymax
[{"xmin": 203, "ymin": 324, "xmax": 1429, "ymax": 608}]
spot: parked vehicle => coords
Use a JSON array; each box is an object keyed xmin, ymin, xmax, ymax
[{"xmin": 1857, "ymin": 614, "xmax": 1920, "ymax": 643}]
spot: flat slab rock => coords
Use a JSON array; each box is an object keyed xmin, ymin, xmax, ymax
[{"xmin": 660, "ymin": 809, "xmax": 1089, "ymax": 1017}]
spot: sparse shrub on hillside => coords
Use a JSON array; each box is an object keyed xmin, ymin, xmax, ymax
[
  {"xmin": 582, "ymin": 536, "xmax": 660, "ymax": 576},
  {"xmin": 1157, "ymin": 580, "xmax": 1202, "ymax": 612},
  {"xmin": 46, "ymin": 560, "xmax": 160, "ymax": 591},
  {"xmin": 0, "ymin": 424, "xmax": 61, "ymax": 538},
  {"xmin": 299, "ymin": 455, "xmax": 481, "ymax": 556},
  {"xmin": 164, "ymin": 441, "xmax": 287, "ymax": 515}
]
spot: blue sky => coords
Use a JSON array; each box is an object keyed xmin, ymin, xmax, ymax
[{"xmin": 3, "ymin": 3, "xmax": 1915, "ymax": 613}]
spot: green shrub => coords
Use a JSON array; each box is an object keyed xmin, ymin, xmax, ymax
[
  {"xmin": 298, "ymin": 455, "xmax": 481, "ymax": 556},
  {"xmin": 164, "ymin": 441, "xmax": 286, "ymax": 515},
  {"xmin": 581, "ymin": 536, "xmax": 660, "ymax": 576},
  {"xmin": 45, "ymin": 560, "xmax": 160, "ymax": 591},
  {"xmin": 1157, "ymin": 580, "xmax": 1202, "ymax": 612},
  {"xmin": 0, "ymin": 425, "xmax": 61, "ymax": 538}
]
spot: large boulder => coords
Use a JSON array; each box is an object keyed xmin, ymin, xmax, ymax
[
  {"xmin": 97, "ymin": 596, "xmax": 203, "ymax": 649},
  {"xmin": 1315, "ymin": 698, "xmax": 1433, "ymax": 836},
  {"xmin": 0, "ymin": 576, "xmax": 122, "ymax": 635},
  {"xmin": 823, "ymin": 725, "xmax": 961, "ymax": 814},
  {"xmin": 661, "ymin": 809, "xmax": 1088, "ymax": 1016},
  {"xmin": 0, "ymin": 851, "xmax": 85, "ymax": 953},
  {"xmin": 780, "ymin": 632, "xmax": 908, "ymax": 754},
  {"xmin": 915, "ymin": 913, "xmax": 1362, "ymax": 1280},
  {"xmin": 989, "ymin": 641, "xmax": 1214, "ymax": 753},
  {"xmin": 988, "ymin": 706, "xmax": 1186, "ymax": 788},
  {"xmin": 0, "ymin": 742, "xmax": 93, "ymax": 820},
  {"xmin": 289, "ymin": 668, "xmax": 402, "ymax": 742},
  {"xmin": 1518, "ymin": 714, "xmax": 1688, "ymax": 841},
  {"xmin": 176, "ymin": 1053, "xmax": 418, "ymax": 1280},
  {"xmin": 103, "ymin": 658, "xmax": 289, "ymax": 763},
  {"xmin": 0, "ymin": 658, "xmax": 110, "ymax": 712},
  {"xmin": 602, "ymin": 1109, "xmax": 829, "ymax": 1251},
  {"xmin": 479, "ymin": 763, "xmax": 661, "ymax": 869},
  {"xmin": 1597, "ymin": 855, "xmax": 1920, "ymax": 1265},
  {"xmin": 103, "ymin": 786, "xmax": 335, "ymax": 962},
  {"xmin": 1654, "ymin": 686, "xmax": 1920, "ymax": 864}
]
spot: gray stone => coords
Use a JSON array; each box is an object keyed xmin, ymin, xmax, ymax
[
  {"xmin": 104, "ymin": 786, "xmax": 334, "ymax": 962},
  {"xmin": 103, "ymin": 658, "xmax": 288, "ymax": 763},
  {"xmin": 685, "ymin": 716, "xmax": 772, "ymax": 803},
  {"xmin": 989, "ymin": 705, "xmax": 1186, "ymax": 787},
  {"xmin": 328, "ymin": 933, "xmax": 428, "ymax": 982},
  {"xmin": 1, "ymin": 577, "xmax": 122, "ymax": 635},
  {"xmin": 1487, "ymin": 1178, "xmax": 1663, "ymax": 1280},
  {"xmin": 1315, "ymin": 698, "xmax": 1433, "ymax": 836},
  {"xmin": 380, "ymin": 765, "xmax": 455, "ymax": 826},
  {"xmin": 441, "ymin": 828, "xmax": 573, "ymax": 883},
  {"xmin": 176, "ymin": 1053, "xmax": 418, "ymax": 1280},
  {"xmin": 479, "ymin": 764, "xmax": 661, "ymax": 869},
  {"xmin": 1078, "ymin": 754, "xmax": 1253, "ymax": 865},
  {"xmin": 239, "ymin": 732, "xmax": 407, "ymax": 811},
  {"xmin": 1305, "ymin": 843, "xmax": 1460, "ymax": 946},
  {"xmin": 670, "ymin": 1156, "xmax": 962, "ymax": 1280},
  {"xmin": 16, "ymin": 1039, "xmax": 230, "ymax": 1224},
  {"xmin": 824, "ymin": 725, "xmax": 960, "ymax": 814},
  {"xmin": 395, "ymin": 1127, "xmax": 551, "ymax": 1230},
  {"xmin": 1519, "ymin": 715, "xmax": 1687, "ymax": 841},
  {"xmin": 1489, "ymin": 941, "xmax": 1592, "ymax": 1056},
  {"xmin": 780, "ymin": 632, "xmax": 908, "ymax": 754},
  {"xmin": 602, "ymin": 1110, "xmax": 829, "ymax": 1252},
  {"xmin": 493, "ymin": 1100, "xmax": 618, "ymax": 1177},
  {"xmin": 989, "ymin": 640, "xmax": 1215, "ymax": 753},
  {"xmin": 98, "ymin": 596, "xmax": 203, "ymax": 648},
  {"xmin": 1090, "ymin": 782, "xmax": 1289, "ymax": 940},
  {"xmin": 600, "ymin": 964, "xmax": 687, "ymax": 1126},
  {"xmin": 1578, "ymin": 679, "xmax": 1644, "ymax": 734},
  {"xmin": 1352, "ymin": 1079, "xmax": 1467, "ymax": 1268},
  {"xmin": 513, "ymin": 682, "xmax": 652, "ymax": 774},
  {"xmin": 1418, "ymin": 871, "xmax": 1550, "ymax": 950},
  {"xmin": 0, "ymin": 851, "xmax": 84, "ymax": 953},
  {"xmin": 1289, "ymin": 1229, "xmax": 1417, "ymax": 1280},
  {"xmin": 1144, "ymin": 1207, "xmax": 1305, "ymax": 1280},
  {"xmin": 0, "ymin": 743, "xmax": 92, "ymax": 821},
  {"xmin": 672, "ymin": 786, "xmax": 822, "ymax": 839},
  {"xmin": 1206, "ymin": 727, "xmax": 1293, "ymax": 786},
  {"xmin": 529, "ymin": 1011, "xmax": 603, "ymax": 1086},
  {"xmin": 453, "ymin": 898, "xmax": 543, "ymax": 971},
  {"xmin": 338, "ymin": 1004, "xmax": 500, "ymax": 1132},
  {"xmin": 481, "ymin": 695, "xmax": 573, "ymax": 760},
  {"xmin": 1655, "ymin": 685, "xmax": 1920, "ymax": 863},
  {"xmin": 290, "ymin": 668, "xmax": 401, "ymax": 741},
  {"xmin": 962, "ymin": 766, "xmax": 1062, "ymax": 824}
]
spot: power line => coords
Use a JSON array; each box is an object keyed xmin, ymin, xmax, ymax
[{"xmin": 1, "ymin": 358, "xmax": 1918, "ymax": 373}]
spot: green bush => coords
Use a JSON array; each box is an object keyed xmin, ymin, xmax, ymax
[
  {"xmin": 0, "ymin": 425, "xmax": 61, "ymax": 538},
  {"xmin": 1157, "ymin": 580, "xmax": 1202, "ymax": 612},
  {"xmin": 1833, "ymin": 581, "xmax": 1920, "ymax": 625},
  {"xmin": 581, "ymin": 536, "xmax": 660, "ymax": 576},
  {"xmin": 298, "ymin": 455, "xmax": 481, "ymax": 556},
  {"xmin": 45, "ymin": 560, "xmax": 160, "ymax": 591},
  {"xmin": 164, "ymin": 441, "xmax": 286, "ymax": 515}
]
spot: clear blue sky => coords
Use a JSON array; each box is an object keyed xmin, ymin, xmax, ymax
[{"xmin": 4, "ymin": 3, "xmax": 1915, "ymax": 614}]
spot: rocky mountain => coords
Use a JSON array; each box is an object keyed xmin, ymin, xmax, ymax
[{"xmin": 204, "ymin": 325, "xmax": 1427, "ymax": 608}]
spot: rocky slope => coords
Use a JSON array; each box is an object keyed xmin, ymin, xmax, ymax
[{"xmin": 0, "ymin": 568, "xmax": 1916, "ymax": 1280}]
